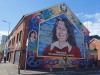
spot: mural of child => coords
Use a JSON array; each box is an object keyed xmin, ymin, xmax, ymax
[
  {"xmin": 27, "ymin": 30, "xmax": 37, "ymax": 52},
  {"xmin": 43, "ymin": 17, "xmax": 81, "ymax": 58},
  {"xmin": 28, "ymin": 30, "xmax": 37, "ymax": 42}
]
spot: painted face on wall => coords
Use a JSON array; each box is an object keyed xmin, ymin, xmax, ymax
[
  {"xmin": 30, "ymin": 32, "xmax": 36, "ymax": 41},
  {"xmin": 56, "ymin": 21, "xmax": 68, "ymax": 42}
]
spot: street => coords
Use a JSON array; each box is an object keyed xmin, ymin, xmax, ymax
[{"xmin": 0, "ymin": 61, "xmax": 100, "ymax": 75}]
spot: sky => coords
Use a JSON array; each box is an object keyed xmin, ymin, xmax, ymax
[{"xmin": 0, "ymin": 0, "xmax": 100, "ymax": 44}]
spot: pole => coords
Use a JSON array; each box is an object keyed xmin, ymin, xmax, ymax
[
  {"xmin": 8, "ymin": 22, "xmax": 10, "ymax": 37},
  {"xmin": 2, "ymin": 20, "xmax": 10, "ymax": 61},
  {"xmin": 2, "ymin": 20, "xmax": 10, "ymax": 34}
]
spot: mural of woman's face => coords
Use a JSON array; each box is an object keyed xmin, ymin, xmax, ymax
[
  {"xmin": 56, "ymin": 21, "xmax": 68, "ymax": 42},
  {"xmin": 31, "ymin": 32, "xmax": 35, "ymax": 39}
]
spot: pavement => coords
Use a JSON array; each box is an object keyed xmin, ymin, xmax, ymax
[
  {"xmin": 0, "ymin": 61, "xmax": 100, "ymax": 75},
  {"xmin": 0, "ymin": 61, "xmax": 48, "ymax": 75}
]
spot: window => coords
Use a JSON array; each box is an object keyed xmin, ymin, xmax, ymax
[
  {"xmin": 13, "ymin": 37, "xmax": 15, "ymax": 44},
  {"xmin": 16, "ymin": 33, "xmax": 19, "ymax": 43},
  {"xmin": 19, "ymin": 30, "xmax": 22, "ymax": 41}
]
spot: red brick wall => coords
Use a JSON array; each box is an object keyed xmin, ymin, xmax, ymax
[
  {"xmin": 19, "ymin": 17, "xmax": 29, "ymax": 69},
  {"xmin": 90, "ymin": 39, "xmax": 100, "ymax": 60}
]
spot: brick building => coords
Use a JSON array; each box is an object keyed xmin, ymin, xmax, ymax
[{"xmin": 8, "ymin": 3, "xmax": 90, "ymax": 70}]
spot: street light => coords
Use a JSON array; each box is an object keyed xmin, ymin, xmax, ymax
[
  {"xmin": 2, "ymin": 20, "xmax": 10, "ymax": 51},
  {"xmin": 2, "ymin": 20, "xmax": 11, "ymax": 62},
  {"xmin": 2, "ymin": 20, "xmax": 10, "ymax": 37}
]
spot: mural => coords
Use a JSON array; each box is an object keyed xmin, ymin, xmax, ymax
[
  {"xmin": 38, "ymin": 14, "xmax": 84, "ymax": 58},
  {"xmin": 26, "ymin": 54, "xmax": 90, "ymax": 69},
  {"xmin": 25, "ymin": 3, "xmax": 90, "ymax": 69}
]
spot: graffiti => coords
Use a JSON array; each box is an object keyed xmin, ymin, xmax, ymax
[
  {"xmin": 59, "ymin": 58, "xmax": 90, "ymax": 67},
  {"xmin": 26, "ymin": 53, "xmax": 90, "ymax": 68},
  {"xmin": 26, "ymin": 56, "xmax": 42, "ymax": 67},
  {"xmin": 71, "ymin": 60, "xmax": 90, "ymax": 66},
  {"xmin": 26, "ymin": 56, "xmax": 59, "ymax": 67}
]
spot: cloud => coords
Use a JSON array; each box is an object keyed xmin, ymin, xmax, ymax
[
  {"xmin": 76, "ymin": 13, "xmax": 100, "ymax": 36},
  {"xmin": 76, "ymin": 13, "xmax": 85, "ymax": 17},
  {"xmin": 84, "ymin": 14, "xmax": 94, "ymax": 19},
  {"xmin": 83, "ymin": 13, "xmax": 100, "ymax": 22},
  {"xmin": 0, "ymin": 30, "xmax": 8, "ymax": 36}
]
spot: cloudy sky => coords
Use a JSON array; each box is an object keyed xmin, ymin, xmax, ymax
[
  {"xmin": 0, "ymin": 0, "xmax": 100, "ymax": 44},
  {"xmin": 76, "ymin": 13, "xmax": 100, "ymax": 36}
]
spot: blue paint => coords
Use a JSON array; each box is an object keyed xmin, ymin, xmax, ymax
[
  {"xmin": 71, "ymin": 60, "xmax": 90, "ymax": 65},
  {"xmin": 26, "ymin": 55, "xmax": 59, "ymax": 68},
  {"xmin": 41, "ymin": 9, "xmax": 53, "ymax": 20}
]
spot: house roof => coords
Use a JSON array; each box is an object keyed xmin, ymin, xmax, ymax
[
  {"xmin": 90, "ymin": 35, "xmax": 100, "ymax": 40},
  {"xmin": 89, "ymin": 35, "xmax": 100, "ymax": 43}
]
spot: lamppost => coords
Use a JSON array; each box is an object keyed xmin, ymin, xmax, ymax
[
  {"xmin": 2, "ymin": 20, "xmax": 10, "ymax": 62},
  {"xmin": 2, "ymin": 20, "xmax": 10, "ymax": 37}
]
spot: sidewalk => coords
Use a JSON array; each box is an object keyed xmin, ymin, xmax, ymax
[
  {"xmin": 0, "ymin": 61, "xmax": 100, "ymax": 75},
  {"xmin": 0, "ymin": 61, "xmax": 48, "ymax": 75}
]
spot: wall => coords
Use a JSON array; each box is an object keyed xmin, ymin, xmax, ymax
[
  {"xmin": 90, "ymin": 39, "xmax": 100, "ymax": 60},
  {"xmin": 8, "ymin": 21, "xmax": 23, "ymax": 64},
  {"xmin": 22, "ymin": 3, "xmax": 90, "ymax": 70}
]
